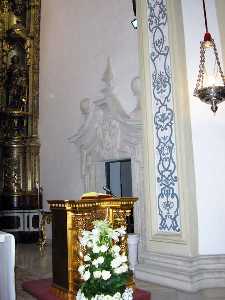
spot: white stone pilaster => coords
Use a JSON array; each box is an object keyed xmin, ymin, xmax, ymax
[{"xmin": 135, "ymin": 0, "xmax": 202, "ymax": 290}]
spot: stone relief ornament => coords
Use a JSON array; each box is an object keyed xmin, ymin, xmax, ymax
[
  {"xmin": 80, "ymin": 97, "xmax": 91, "ymax": 117},
  {"xmin": 69, "ymin": 59, "xmax": 144, "ymax": 235},
  {"xmin": 148, "ymin": 0, "xmax": 180, "ymax": 232},
  {"xmin": 130, "ymin": 76, "xmax": 141, "ymax": 120},
  {"xmin": 96, "ymin": 118, "xmax": 120, "ymax": 159}
]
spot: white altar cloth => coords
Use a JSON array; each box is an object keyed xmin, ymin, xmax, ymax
[{"xmin": 0, "ymin": 231, "xmax": 16, "ymax": 300}]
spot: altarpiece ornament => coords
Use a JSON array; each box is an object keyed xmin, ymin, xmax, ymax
[{"xmin": 0, "ymin": 0, "xmax": 42, "ymax": 242}]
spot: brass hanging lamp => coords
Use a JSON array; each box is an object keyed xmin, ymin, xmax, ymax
[{"xmin": 194, "ymin": 0, "xmax": 225, "ymax": 113}]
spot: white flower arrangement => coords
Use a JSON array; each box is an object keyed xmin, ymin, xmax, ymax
[{"xmin": 76, "ymin": 220, "xmax": 133, "ymax": 300}]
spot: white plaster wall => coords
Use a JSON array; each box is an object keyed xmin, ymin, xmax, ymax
[
  {"xmin": 182, "ymin": 0, "xmax": 225, "ymax": 254},
  {"xmin": 39, "ymin": 1, "xmax": 139, "ymax": 208}
]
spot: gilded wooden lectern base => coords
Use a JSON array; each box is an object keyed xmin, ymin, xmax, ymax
[{"xmin": 48, "ymin": 197, "xmax": 137, "ymax": 300}]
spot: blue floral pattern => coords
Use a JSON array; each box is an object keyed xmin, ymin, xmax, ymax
[{"xmin": 147, "ymin": 0, "xmax": 180, "ymax": 232}]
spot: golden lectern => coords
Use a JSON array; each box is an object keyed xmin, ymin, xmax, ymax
[{"xmin": 48, "ymin": 197, "xmax": 137, "ymax": 300}]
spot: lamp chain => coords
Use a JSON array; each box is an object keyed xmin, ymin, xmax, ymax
[
  {"xmin": 194, "ymin": 42, "xmax": 206, "ymax": 94},
  {"xmin": 203, "ymin": 0, "xmax": 225, "ymax": 85},
  {"xmin": 212, "ymin": 39, "xmax": 225, "ymax": 85},
  {"xmin": 194, "ymin": 39, "xmax": 225, "ymax": 95},
  {"xmin": 202, "ymin": 0, "xmax": 208, "ymax": 33},
  {"xmin": 132, "ymin": 0, "xmax": 136, "ymax": 16}
]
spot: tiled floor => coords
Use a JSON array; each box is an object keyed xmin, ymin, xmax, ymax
[
  {"xmin": 16, "ymin": 243, "xmax": 52, "ymax": 300},
  {"xmin": 15, "ymin": 244, "xmax": 225, "ymax": 300}
]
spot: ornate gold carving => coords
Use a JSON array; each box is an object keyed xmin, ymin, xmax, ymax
[
  {"xmin": 50, "ymin": 285, "xmax": 74, "ymax": 300},
  {"xmin": 5, "ymin": 54, "xmax": 28, "ymax": 109},
  {"xmin": 3, "ymin": 157, "xmax": 21, "ymax": 191},
  {"xmin": 2, "ymin": 144, "xmax": 26, "ymax": 193},
  {"xmin": 49, "ymin": 197, "xmax": 137, "ymax": 299},
  {"xmin": 112, "ymin": 209, "xmax": 129, "ymax": 255},
  {"xmin": 0, "ymin": 0, "xmax": 41, "ymax": 206},
  {"xmin": 38, "ymin": 211, "xmax": 52, "ymax": 254}
]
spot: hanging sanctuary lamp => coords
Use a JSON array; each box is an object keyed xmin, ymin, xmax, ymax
[{"xmin": 194, "ymin": 0, "xmax": 225, "ymax": 113}]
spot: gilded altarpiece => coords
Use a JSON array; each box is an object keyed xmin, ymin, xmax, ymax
[{"xmin": 0, "ymin": 0, "xmax": 42, "ymax": 242}]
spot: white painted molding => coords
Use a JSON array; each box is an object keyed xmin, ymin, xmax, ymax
[
  {"xmin": 166, "ymin": 0, "xmax": 198, "ymax": 255},
  {"xmin": 135, "ymin": 252, "xmax": 225, "ymax": 292},
  {"xmin": 1, "ymin": 210, "xmax": 41, "ymax": 232}
]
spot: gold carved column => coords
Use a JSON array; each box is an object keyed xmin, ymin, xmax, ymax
[
  {"xmin": 0, "ymin": 0, "xmax": 42, "ymax": 242},
  {"xmin": 48, "ymin": 197, "xmax": 137, "ymax": 300}
]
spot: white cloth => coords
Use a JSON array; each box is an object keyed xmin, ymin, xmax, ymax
[
  {"xmin": 127, "ymin": 233, "xmax": 139, "ymax": 271},
  {"xmin": 0, "ymin": 231, "xmax": 16, "ymax": 300}
]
